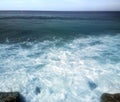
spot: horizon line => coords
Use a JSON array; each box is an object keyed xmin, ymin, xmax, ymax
[{"xmin": 0, "ymin": 10, "xmax": 120, "ymax": 12}]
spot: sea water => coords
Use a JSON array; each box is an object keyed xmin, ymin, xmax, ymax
[{"xmin": 0, "ymin": 11, "xmax": 120, "ymax": 102}]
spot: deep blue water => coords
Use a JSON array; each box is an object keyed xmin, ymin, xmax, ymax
[
  {"xmin": 0, "ymin": 11, "xmax": 120, "ymax": 43},
  {"xmin": 0, "ymin": 11, "xmax": 120, "ymax": 102}
]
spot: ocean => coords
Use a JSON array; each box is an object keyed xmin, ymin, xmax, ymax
[{"xmin": 0, "ymin": 11, "xmax": 120, "ymax": 102}]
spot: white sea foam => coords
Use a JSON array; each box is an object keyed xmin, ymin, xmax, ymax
[{"xmin": 0, "ymin": 34, "xmax": 120, "ymax": 102}]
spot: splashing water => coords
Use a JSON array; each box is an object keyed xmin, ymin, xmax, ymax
[{"xmin": 0, "ymin": 34, "xmax": 120, "ymax": 102}]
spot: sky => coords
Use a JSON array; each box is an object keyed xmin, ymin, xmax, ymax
[{"xmin": 0, "ymin": 0, "xmax": 120, "ymax": 11}]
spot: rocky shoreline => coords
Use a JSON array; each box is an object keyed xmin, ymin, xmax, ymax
[
  {"xmin": 101, "ymin": 93, "xmax": 120, "ymax": 102},
  {"xmin": 0, "ymin": 92, "xmax": 25, "ymax": 102},
  {"xmin": 0, "ymin": 92, "xmax": 120, "ymax": 102}
]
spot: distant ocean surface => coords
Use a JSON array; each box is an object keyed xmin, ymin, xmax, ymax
[{"xmin": 0, "ymin": 11, "xmax": 120, "ymax": 102}]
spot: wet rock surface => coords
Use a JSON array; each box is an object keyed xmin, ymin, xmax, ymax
[
  {"xmin": 88, "ymin": 81, "xmax": 97, "ymax": 90},
  {"xmin": 35, "ymin": 86, "xmax": 41, "ymax": 95},
  {"xmin": 0, "ymin": 92, "xmax": 25, "ymax": 102},
  {"xmin": 101, "ymin": 93, "xmax": 120, "ymax": 102}
]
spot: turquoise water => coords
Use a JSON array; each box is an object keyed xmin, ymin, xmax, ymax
[{"xmin": 0, "ymin": 11, "xmax": 120, "ymax": 102}]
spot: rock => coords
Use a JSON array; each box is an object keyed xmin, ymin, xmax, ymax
[
  {"xmin": 35, "ymin": 86, "xmax": 41, "ymax": 95},
  {"xmin": 0, "ymin": 92, "xmax": 25, "ymax": 102},
  {"xmin": 88, "ymin": 81, "xmax": 97, "ymax": 90},
  {"xmin": 101, "ymin": 93, "xmax": 120, "ymax": 102}
]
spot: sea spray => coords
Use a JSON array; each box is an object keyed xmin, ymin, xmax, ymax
[{"xmin": 0, "ymin": 34, "xmax": 120, "ymax": 102}]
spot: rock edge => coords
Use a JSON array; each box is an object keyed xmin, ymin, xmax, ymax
[{"xmin": 101, "ymin": 93, "xmax": 120, "ymax": 102}]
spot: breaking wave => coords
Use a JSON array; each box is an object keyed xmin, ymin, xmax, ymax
[{"xmin": 0, "ymin": 34, "xmax": 120, "ymax": 102}]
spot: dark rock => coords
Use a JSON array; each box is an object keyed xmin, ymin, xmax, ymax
[
  {"xmin": 101, "ymin": 93, "xmax": 120, "ymax": 102},
  {"xmin": 88, "ymin": 81, "xmax": 97, "ymax": 90},
  {"xmin": 19, "ymin": 94, "xmax": 26, "ymax": 102},
  {"xmin": 0, "ymin": 92, "xmax": 25, "ymax": 102},
  {"xmin": 35, "ymin": 87, "xmax": 41, "ymax": 95},
  {"xmin": 0, "ymin": 92, "xmax": 19, "ymax": 102}
]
